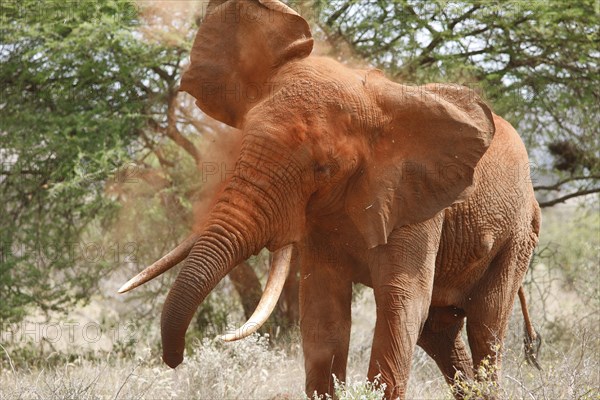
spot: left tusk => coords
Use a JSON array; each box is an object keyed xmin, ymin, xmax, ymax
[
  {"xmin": 221, "ymin": 244, "xmax": 293, "ymax": 342},
  {"xmin": 118, "ymin": 233, "xmax": 200, "ymax": 293}
]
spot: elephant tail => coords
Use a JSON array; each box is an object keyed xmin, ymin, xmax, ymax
[{"xmin": 518, "ymin": 286, "xmax": 542, "ymax": 370}]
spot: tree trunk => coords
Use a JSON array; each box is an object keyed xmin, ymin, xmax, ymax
[
  {"xmin": 229, "ymin": 261, "xmax": 262, "ymax": 320},
  {"xmin": 277, "ymin": 250, "xmax": 300, "ymax": 327},
  {"xmin": 230, "ymin": 256, "xmax": 301, "ymax": 334}
]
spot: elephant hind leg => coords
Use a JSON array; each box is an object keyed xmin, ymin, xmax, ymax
[
  {"xmin": 465, "ymin": 238, "xmax": 535, "ymax": 382},
  {"xmin": 418, "ymin": 307, "xmax": 473, "ymax": 399}
]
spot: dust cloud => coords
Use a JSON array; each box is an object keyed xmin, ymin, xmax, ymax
[
  {"xmin": 192, "ymin": 126, "xmax": 243, "ymax": 232},
  {"xmin": 112, "ymin": 0, "xmax": 371, "ymax": 242}
]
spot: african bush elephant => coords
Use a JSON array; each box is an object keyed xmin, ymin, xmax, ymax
[{"xmin": 119, "ymin": 1, "xmax": 541, "ymax": 398}]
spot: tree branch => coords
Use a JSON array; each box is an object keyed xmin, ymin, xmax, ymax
[
  {"xmin": 534, "ymin": 176, "xmax": 600, "ymax": 191},
  {"xmin": 138, "ymin": 129, "xmax": 176, "ymax": 168},
  {"xmin": 178, "ymin": 106, "xmax": 214, "ymax": 136},
  {"xmin": 151, "ymin": 66, "xmax": 173, "ymax": 83},
  {"xmin": 404, "ymin": 4, "xmax": 437, "ymax": 35},
  {"xmin": 164, "ymin": 88, "xmax": 201, "ymax": 166},
  {"xmin": 538, "ymin": 188, "xmax": 600, "ymax": 208},
  {"xmin": 448, "ymin": 4, "xmax": 481, "ymax": 31},
  {"xmin": 325, "ymin": 2, "xmax": 351, "ymax": 27}
]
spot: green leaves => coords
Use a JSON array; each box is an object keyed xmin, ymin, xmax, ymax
[
  {"xmin": 0, "ymin": 0, "xmax": 161, "ymax": 321},
  {"xmin": 317, "ymin": 0, "xmax": 599, "ymax": 205}
]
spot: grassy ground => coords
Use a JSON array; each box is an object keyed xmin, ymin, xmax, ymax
[
  {"xmin": 2, "ymin": 290, "xmax": 598, "ymax": 399},
  {"xmin": 1, "ymin": 205, "xmax": 598, "ymax": 399}
]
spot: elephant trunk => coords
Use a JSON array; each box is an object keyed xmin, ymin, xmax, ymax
[
  {"xmin": 160, "ymin": 202, "xmax": 261, "ymax": 367},
  {"xmin": 160, "ymin": 161, "xmax": 298, "ymax": 367}
]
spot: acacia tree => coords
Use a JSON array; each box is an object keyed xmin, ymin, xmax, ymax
[
  {"xmin": 1, "ymin": 0, "xmax": 152, "ymax": 320},
  {"xmin": 0, "ymin": 1, "xmax": 209, "ymax": 321},
  {"xmin": 3, "ymin": 0, "xmax": 596, "ymax": 331},
  {"xmin": 311, "ymin": 0, "xmax": 599, "ymax": 206},
  {"xmin": 0, "ymin": 0, "xmax": 273, "ymax": 327}
]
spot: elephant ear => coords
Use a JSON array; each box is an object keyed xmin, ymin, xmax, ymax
[
  {"xmin": 180, "ymin": 0, "xmax": 313, "ymax": 128},
  {"xmin": 347, "ymin": 81, "xmax": 495, "ymax": 249}
]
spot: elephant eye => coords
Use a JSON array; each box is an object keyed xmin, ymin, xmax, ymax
[
  {"xmin": 314, "ymin": 163, "xmax": 330, "ymax": 174},
  {"xmin": 313, "ymin": 160, "xmax": 341, "ymax": 182}
]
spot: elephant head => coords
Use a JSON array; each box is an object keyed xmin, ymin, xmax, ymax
[{"xmin": 120, "ymin": 0, "xmax": 495, "ymax": 369}]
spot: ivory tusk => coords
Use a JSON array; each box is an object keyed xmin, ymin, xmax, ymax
[
  {"xmin": 221, "ymin": 244, "xmax": 293, "ymax": 342},
  {"xmin": 118, "ymin": 233, "xmax": 200, "ymax": 293}
]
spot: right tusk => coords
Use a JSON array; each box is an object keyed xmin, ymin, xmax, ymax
[
  {"xmin": 221, "ymin": 244, "xmax": 293, "ymax": 342},
  {"xmin": 118, "ymin": 233, "xmax": 200, "ymax": 294}
]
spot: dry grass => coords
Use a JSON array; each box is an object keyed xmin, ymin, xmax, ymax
[
  {"xmin": 1, "ymin": 335, "xmax": 305, "ymax": 400},
  {"xmin": 2, "ymin": 291, "xmax": 598, "ymax": 400}
]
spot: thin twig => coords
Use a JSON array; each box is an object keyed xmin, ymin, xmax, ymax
[
  {"xmin": 533, "ymin": 175, "xmax": 600, "ymax": 191},
  {"xmin": 538, "ymin": 188, "xmax": 600, "ymax": 208},
  {"xmin": 0, "ymin": 342, "xmax": 17, "ymax": 381},
  {"xmin": 505, "ymin": 374, "xmax": 536, "ymax": 400},
  {"xmin": 113, "ymin": 362, "xmax": 141, "ymax": 400}
]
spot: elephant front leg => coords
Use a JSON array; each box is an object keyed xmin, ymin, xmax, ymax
[
  {"xmin": 369, "ymin": 284, "xmax": 430, "ymax": 398},
  {"xmin": 299, "ymin": 247, "xmax": 353, "ymax": 398},
  {"xmin": 367, "ymin": 216, "xmax": 442, "ymax": 399}
]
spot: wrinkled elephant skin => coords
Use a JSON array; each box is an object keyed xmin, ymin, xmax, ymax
[{"xmin": 128, "ymin": 1, "xmax": 542, "ymax": 399}]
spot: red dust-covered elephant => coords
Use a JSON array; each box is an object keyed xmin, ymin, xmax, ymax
[{"xmin": 119, "ymin": 1, "xmax": 541, "ymax": 398}]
